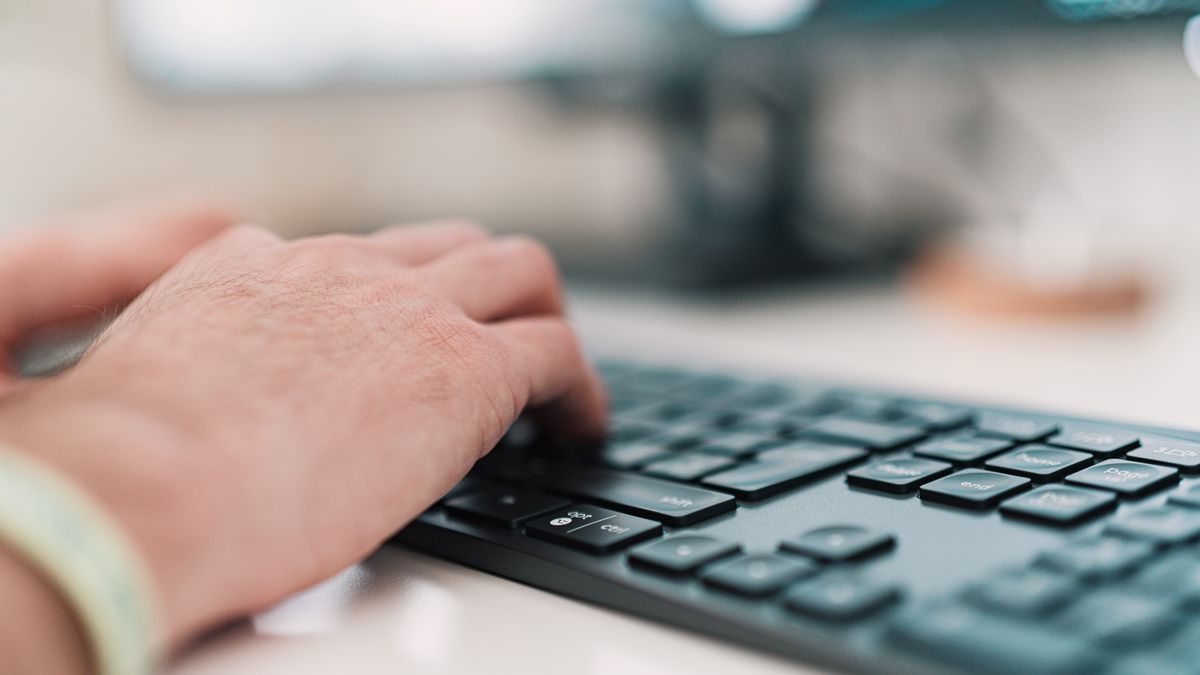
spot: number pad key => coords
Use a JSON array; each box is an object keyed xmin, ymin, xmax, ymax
[{"xmin": 526, "ymin": 505, "xmax": 661, "ymax": 554}]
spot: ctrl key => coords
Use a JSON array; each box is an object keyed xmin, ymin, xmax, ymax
[{"xmin": 525, "ymin": 505, "xmax": 661, "ymax": 554}]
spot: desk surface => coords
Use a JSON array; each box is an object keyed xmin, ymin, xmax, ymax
[{"xmin": 169, "ymin": 276, "xmax": 1200, "ymax": 675}]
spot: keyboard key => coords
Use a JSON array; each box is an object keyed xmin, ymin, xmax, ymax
[
  {"xmin": 964, "ymin": 568, "xmax": 1077, "ymax": 617},
  {"xmin": 691, "ymin": 431, "xmax": 781, "ymax": 458},
  {"xmin": 975, "ymin": 413, "xmax": 1058, "ymax": 442},
  {"xmin": 1054, "ymin": 589, "xmax": 1178, "ymax": 646},
  {"xmin": 526, "ymin": 505, "xmax": 661, "ymax": 553},
  {"xmin": 641, "ymin": 453, "xmax": 738, "ymax": 481},
  {"xmin": 1168, "ymin": 482, "xmax": 1200, "ymax": 508},
  {"xmin": 985, "ymin": 446, "xmax": 1092, "ymax": 482},
  {"xmin": 1127, "ymin": 436, "xmax": 1200, "ymax": 474},
  {"xmin": 1134, "ymin": 550, "xmax": 1200, "ymax": 606},
  {"xmin": 845, "ymin": 458, "xmax": 953, "ymax": 494},
  {"xmin": 913, "ymin": 436, "xmax": 1013, "ymax": 465},
  {"xmin": 544, "ymin": 467, "xmax": 736, "ymax": 526},
  {"xmin": 779, "ymin": 525, "xmax": 895, "ymax": 562},
  {"xmin": 701, "ymin": 554, "xmax": 817, "ymax": 597},
  {"xmin": 1000, "ymin": 486, "xmax": 1116, "ymax": 526},
  {"xmin": 919, "ymin": 470, "xmax": 1030, "ymax": 509},
  {"xmin": 628, "ymin": 535, "xmax": 740, "ymax": 574},
  {"xmin": 894, "ymin": 401, "xmax": 973, "ymax": 431},
  {"xmin": 444, "ymin": 487, "xmax": 571, "ymax": 529},
  {"xmin": 607, "ymin": 420, "xmax": 661, "ymax": 444},
  {"xmin": 888, "ymin": 603, "xmax": 1095, "ymax": 675},
  {"xmin": 598, "ymin": 441, "xmax": 673, "ymax": 470},
  {"xmin": 784, "ymin": 574, "xmax": 900, "ymax": 621},
  {"xmin": 703, "ymin": 444, "xmax": 868, "ymax": 500},
  {"xmin": 1105, "ymin": 506, "xmax": 1200, "ymax": 545},
  {"xmin": 1065, "ymin": 459, "xmax": 1179, "ymax": 497},
  {"xmin": 802, "ymin": 417, "xmax": 925, "ymax": 450},
  {"xmin": 1048, "ymin": 424, "xmax": 1140, "ymax": 457},
  {"xmin": 1035, "ymin": 536, "xmax": 1154, "ymax": 580}
]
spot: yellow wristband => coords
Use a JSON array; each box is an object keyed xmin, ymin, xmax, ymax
[{"xmin": 0, "ymin": 447, "xmax": 162, "ymax": 675}]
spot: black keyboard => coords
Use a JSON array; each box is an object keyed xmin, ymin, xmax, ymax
[{"xmin": 393, "ymin": 359, "xmax": 1200, "ymax": 675}]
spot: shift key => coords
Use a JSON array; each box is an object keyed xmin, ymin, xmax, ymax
[{"xmin": 543, "ymin": 467, "xmax": 736, "ymax": 526}]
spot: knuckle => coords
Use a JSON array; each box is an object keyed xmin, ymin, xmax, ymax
[
  {"xmin": 285, "ymin": 233, "xmax": 365, "ymax": 265},
  {"xmin": 439, "ymin": 219, "xmax": 491, "ymax": 242},
  {"xmin": 504, "ymin": 236, "xmax": 560, "ymax": 284}
]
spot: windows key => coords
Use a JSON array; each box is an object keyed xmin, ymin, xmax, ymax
[{"xmin": 526, "ymin": 505, "xmax": 661, "ymax": 554}]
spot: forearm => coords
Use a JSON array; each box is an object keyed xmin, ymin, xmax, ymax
[{"xmin": 0, "ymin": 546, "xmax": 90, "ymax": 675}]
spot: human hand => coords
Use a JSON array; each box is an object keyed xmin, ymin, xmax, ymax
[{"xmin": 0, "ymin": 214, "xmax": 607, "ymax": 654}]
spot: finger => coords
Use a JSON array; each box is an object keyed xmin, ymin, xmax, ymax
[
  {"xmin": 0, "ymin": 196, "xmax": 238, "ymax": 348},
  {"xmin": 490, "ymin": 316, "xmax": 609, "ymax": 441},
  {"xmin": 367, "ymin": 219, "xmax": 490, "ymax": 266},
  {"xmin": 421, "ymin": 236, "xmax": 564, "ymax": 322}
]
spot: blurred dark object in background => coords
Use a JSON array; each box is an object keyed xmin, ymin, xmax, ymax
[{"xmin": 90, "ymin": 0, "xmax": 1200, "ymax": 288}]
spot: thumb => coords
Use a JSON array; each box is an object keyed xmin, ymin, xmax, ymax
[{"xmin": 0, "ymin": 195, "xmax": 238, "ymax": 374}]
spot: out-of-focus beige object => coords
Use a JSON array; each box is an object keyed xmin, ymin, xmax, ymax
[{"xmin": 908, "ymin": 244, "xmax": 1149, "ymax": 317}]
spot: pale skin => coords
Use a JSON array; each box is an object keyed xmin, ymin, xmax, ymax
[{"xmin": 0, "ymin": 197, "xmax": 609, "ymax": 674}]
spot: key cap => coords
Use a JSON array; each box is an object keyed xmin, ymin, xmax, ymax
[
  {"xmin": 1035, "ymin": 536, "xmax": 1153, "ymax": 580},
  {"xmin": 985, "ymin": 445, "xmax": 1092, "ymax": 481},
  {"xmin": 1127, "ymin": 436, "xmax": 1200, "ymax": 474},
  {"xmin": 964, "ymin": 568, "xmax": 1077, "ymax": 617},
  {"xmin": 845, "ymin": 458, "xmax": 953, "ymax": 494},
  {"xmin": 802, "ymin": 417, "xmax": 925, "ymax": 450},
  {"xmin": 1135, "ymin": 550, "xmax": 1200, "ymax": 606},
  {"xmin": 641, "ymin": 453, "xmax": 737, "ymax": 481},
  {"xmin": 598, "ymin": 441, "xmax": 674, "ymax": 470},
  {"xmin": 919, "ymin": 470, "xmax": 1030, "ymax": 509},
  {"xmin": 1168, "ymin": 482, "xmax": 1200, "ymax": 508},
  {"xmin": 702, "ymin": 444, "xmax": 868, "ymax": 500},
  {"xmin": 888, "ymin": 603, "xmax": 1096, "ymax": 675},
  {"xmin": 444, "ymin": 487, "xmax": 570, "ymax": 529},
  {"xmin": 1048, "ymin": 424, "xmax": 1140, "ymax": 457},
  {"xmin": 1055, "ymin": 589, "xmax": 1178, "ymax": 646},
  {"xmin": 975, "ymin": 413, "xmax": 1058, "ymax": 442},
  {"xmin": 913, "ymin": 436, "xmax": 1013, "ymax": 465},
  {"xmin": 543, "ymin": 466, "xmax": 736, "ymax": 526},
  {"xmin": 784, "ymin": 574, "xmax": 900, "ymax": 621},
  {"xmin": 701, "ymin": 554, "xmax": 817, "ymax": 597},
  {"xmin": 1105, "ymin": 506, "xmax": 1200, "ymax": 545},
  {"xmin": 1065, "ymin": 459, "xmax": 1179, "ymax": 497},
  {"xmin": 525, "ymin": 505, "xmax": 661, "ymax": 553},
  {"xmin": 779, "ymin": 525, "xmax": 895, "ymax": 562},
  {"xmin": 628, "ymin": 535, "xmax": 740, "ymax": 575},
  {"xmin": 607, "ymin": 420, "xmax": 661, "ymax": 444},
  {"xmin": 894, "ymin": 401, "xmax": 973, "ymax": 431},
  {"xmin": 691, "ymin": 431, "xmax": 782, "ymax": 458},
  {"xmin": 1000, "ymin": 486, "xmax": 1116, "ymax": 526}
]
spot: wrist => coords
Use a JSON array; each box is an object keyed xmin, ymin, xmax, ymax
[
  {"xmin": 0, "ymin": 545, "xmax": 91, "ymax": 675},
  {"xmin": 0, "ymin": 376, "xmax": 241, "ymax": 646}
]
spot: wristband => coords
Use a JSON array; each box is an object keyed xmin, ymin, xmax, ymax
[{"xmin": 0, "ymin": 446, "xmax": 162, "ymax": 675}]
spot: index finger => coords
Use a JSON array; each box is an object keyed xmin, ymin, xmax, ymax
[{"xmin": 489, "ymin": 316, "xmax": 609, "ymax": 442}]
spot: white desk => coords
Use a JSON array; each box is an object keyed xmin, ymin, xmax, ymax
[{"xmin": 169, "ymin": 276, "xmax": 1200, "ymax": 675}]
